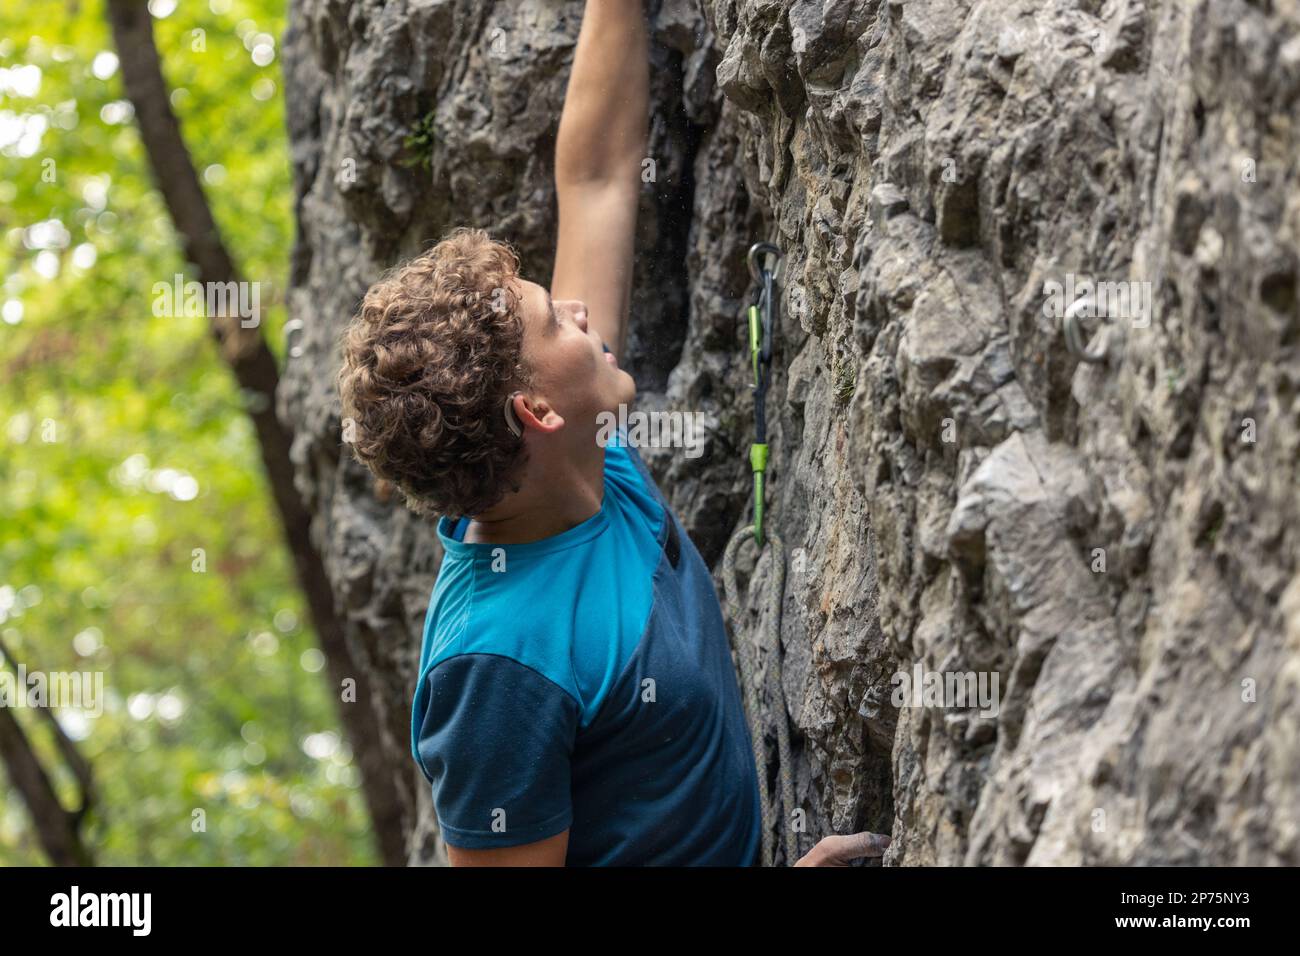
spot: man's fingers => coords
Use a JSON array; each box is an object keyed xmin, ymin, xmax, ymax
[{"xmin": 822, "ymin": 830, "xmax": 891, "ymax": 861}]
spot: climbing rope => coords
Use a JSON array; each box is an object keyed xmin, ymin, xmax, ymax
[
  {"xmin": 722, "ymin": 241, "xmax": 799, "ymax": 866},
  {"xmin": 724, "ymin": 525, "xmax": 798, "ymax": 867}
]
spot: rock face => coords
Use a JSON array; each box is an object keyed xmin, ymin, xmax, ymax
[{"xmin": 280, "ymin": 0, "xmax": 1300, "ymax": 865}]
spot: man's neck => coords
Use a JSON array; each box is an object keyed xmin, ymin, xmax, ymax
[{"xmin": 462, "ymin": 440, "xmax": 605, "ymax": 545}]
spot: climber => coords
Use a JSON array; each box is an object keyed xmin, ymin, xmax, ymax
[{"xmin": 336, "ymin": 0, "xmax": 890, "ymax": 867}]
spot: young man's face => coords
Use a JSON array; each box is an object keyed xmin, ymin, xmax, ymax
[{"xmin": 513, "ymin": 278, "xmax": 635, "ymax": 439}]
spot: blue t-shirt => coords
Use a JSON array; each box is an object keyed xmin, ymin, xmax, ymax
[{"xmin": 409, "ymin": 433, "xmax": 762, "ymax": 866}]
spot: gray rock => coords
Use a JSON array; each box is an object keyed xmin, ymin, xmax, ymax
[{"xmin": 281, "ymin": 0, "xmax": 1300, "ymax": 865}]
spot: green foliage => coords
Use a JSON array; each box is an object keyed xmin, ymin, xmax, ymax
[
  {"xmin": 401, "ymin": 111, "xmax": 438, "ymax": 171},
  {"xmin": 0, "ymin": 1, "xmax": 374, "ymax": 865},
  {"xmin": 833, "ymin": 358, "xmax": 857, "ymax": 404}
]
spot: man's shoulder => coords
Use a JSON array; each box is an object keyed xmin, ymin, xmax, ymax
[
  {"xmin": 422, "ymin": 650, "xmax": 580, "ymax": 709},
  {"xmin": 422, "ymin": 590, "xmax": 582, "ymax": 706}
]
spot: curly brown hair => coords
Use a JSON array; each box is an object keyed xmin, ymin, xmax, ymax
[{"xmin": 337, "ymin": 226, "xmax": 532, "ymax": 518}]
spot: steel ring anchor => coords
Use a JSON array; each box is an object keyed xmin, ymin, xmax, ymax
[
  {"xmin": 1062, "ymin": 295, "xmax": 1111, "ymax": 364},
  {"xmin": 283, "ymin": 317, "xmax": 306, "ymax": 359}
]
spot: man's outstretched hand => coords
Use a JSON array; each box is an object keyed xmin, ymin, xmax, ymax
[{"xmin": 793, "ymin": 831, "xmax": 891, "ymax": 867}]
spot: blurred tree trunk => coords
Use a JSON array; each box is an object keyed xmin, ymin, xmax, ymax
[
  {"xmin": 105, "ymin": 0, "xmax": 406, "ymax": 867},
  {"xmin": 0, "ymin": 639, "xmax": 94, "ymax": 866}
]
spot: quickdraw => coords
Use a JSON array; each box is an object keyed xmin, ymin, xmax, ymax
[{"xmin": 745, "ymin": 241, "xmax": 782, "ymax": 547}]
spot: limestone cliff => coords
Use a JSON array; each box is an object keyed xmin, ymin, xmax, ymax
[{"xmin": 280, "ymin": 0, "xmax": 1300, "ymax": 864}]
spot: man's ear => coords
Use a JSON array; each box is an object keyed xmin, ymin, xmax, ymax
[{"xmin": 513, "ymin": 393, "xmax": 565, "ymax": 434}]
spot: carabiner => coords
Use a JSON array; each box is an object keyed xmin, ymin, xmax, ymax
[{"xmin": 748, "ymin": 241, "xmax": 782, "ymax": 284}]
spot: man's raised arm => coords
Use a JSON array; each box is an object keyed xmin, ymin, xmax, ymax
[{"xmin": 551, "ymin": 0, "xmax": 649, "ymax": 364}]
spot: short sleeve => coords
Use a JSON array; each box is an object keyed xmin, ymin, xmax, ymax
[{"xmin": 414, "ymin": 653, "xmax": 580, "ymax": 849}]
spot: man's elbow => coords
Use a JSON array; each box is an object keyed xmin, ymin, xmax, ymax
[
  {"xmin": 557, "ymin": 168, "xmax": 639, "ymax": 193},
  {"xmin": 555, "ymin": 133, "xmax": 648, "ymax": 191}
]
